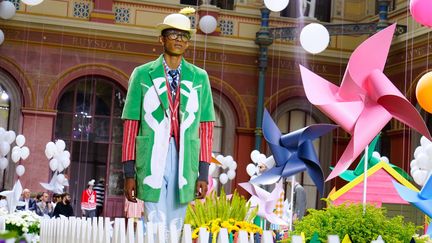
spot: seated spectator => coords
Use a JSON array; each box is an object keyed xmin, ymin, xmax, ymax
[
  {"xmin": 16, "ymin": 188, "xmax": 36, "ymax": 211},
  {"xmin": 51, "ymin": 193, "xmax": 62, "ymax": 209},
  {"xmin": 35, "ymin": 192, "xmax": 53, "ymax": 218},
  {"xmin": 52, "ymin": 193, "xmax": 74, "ymax": 218}
]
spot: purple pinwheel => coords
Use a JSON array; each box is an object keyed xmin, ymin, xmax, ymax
[
  {"xmin": 299, "ymin": 24, "xmax": 432, "ymax": 181},
  {"xmin": 393, "ymin": 175, "xmax": 432, "ymax": 236},
  {"xmin": 250, "ymin": 109, "xmax": 337, "ymax": 195},
  {"xmin": 239, "ymin": 180, "xmax": 287, "ymax": 226}
]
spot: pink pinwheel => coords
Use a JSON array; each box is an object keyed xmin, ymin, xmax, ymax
[
  {"xmin": 299, "ymin": 24, "xmax": 432, "ymax": 181},
  {"xmin": 239, "ymin": 181, "xmax": 287, "ymax": 226}
]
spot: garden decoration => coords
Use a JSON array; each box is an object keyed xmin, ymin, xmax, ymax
[
  {"xmin": 393, "ymin": 174, "xmax": 432, "ymax": 236},
  {"xmin": 410, "ymin": 0, "xmax": 432, "ymax": 28},
  {"xmin": 299, "ymin": 24, "xmax": 432, "ymax": 181},
  {"xmin": 333, "ymin": 134, "xmax": 411, "ymax": 181},
  {"xmin": 250, "ymin": 108, "xmax": 337, "ymax": 195},
  {"xmin": 40, "ymin": 139, "xmax": 70, "ymax": 194},
  {"xmin": 239, "ymin": 180, "xmax": 287, "ymax": 226},
  {"xmin": 410, "ymin": 136, "xmax": 432, "ymax": 186}
]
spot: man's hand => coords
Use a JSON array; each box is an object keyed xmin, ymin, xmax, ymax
[
  {"xmin": 195, "ymin": 180, "xmax": 208, "ymax": 199},
  {"xmin": 125, "ymin": 178, "xmax": 137, "ymax": 202}
]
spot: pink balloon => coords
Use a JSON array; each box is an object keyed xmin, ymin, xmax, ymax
[{"xmin": 410, "ymin": 0, "xmax": 432, "ymax": 27}]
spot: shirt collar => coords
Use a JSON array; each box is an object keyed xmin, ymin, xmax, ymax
[{"xmin": 163, "ymin": 57, "xmax": 182, "ymax": 74}]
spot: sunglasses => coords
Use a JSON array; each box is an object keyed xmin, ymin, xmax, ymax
[{"xmin": 163, "ymin": 30, "xmax": 191, "ymax": 42}]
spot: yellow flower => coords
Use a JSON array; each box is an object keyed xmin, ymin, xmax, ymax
[{"xmin": 179, "ymin": 7, "xmax": 196, "ymax": 15}]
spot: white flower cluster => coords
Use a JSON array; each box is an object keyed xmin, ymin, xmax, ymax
[{"xmin": 1, "ymin": 210, "xmax": 41, "ymax": 235}]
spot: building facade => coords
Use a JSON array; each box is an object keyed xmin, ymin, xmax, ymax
[{"xmin": 0, "ymin": 0, "xmax": 430, "ymax": 218}]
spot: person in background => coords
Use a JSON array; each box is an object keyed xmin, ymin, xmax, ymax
[
  {"xmin": 35, "ymin": 192, "xmax": 53, "ymax": 218},
  {"xmin": 0, "ymin": 195, "xmax": 7, "ymax": 211},
  {"xmin": 51, "ymin": 193, "xmax": 62, "ymax": 210},
  {"xmin": 16, "ymin": 188, "xmax": 36, "ymax": 211},
  {"xmin": 291, "ymin": 178, "xmax": 307, "ymax": 220},
  {"xmin": 52, "ymin": 193, "xmax": 74, "ymax": 218},
  {"xmin": 81, "ymin": 179, "xmax": 97, "ymax": 218},
  {"xmin": 93, "ymin": 178, "xmax": 105, "ymax": 217}
]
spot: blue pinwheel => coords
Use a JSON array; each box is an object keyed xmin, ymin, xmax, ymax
[
  {"xmin": 393, "ymin": 175, "xmax": 432, "ymax": 236},
  {"xmin": 251, "ymin": 109, "xmax": 337, "ymax": 195}
]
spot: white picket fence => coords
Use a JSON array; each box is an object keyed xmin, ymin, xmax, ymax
[{"xmin": 39, "ymin": 217, "xmax": 276, "ymax": 243}]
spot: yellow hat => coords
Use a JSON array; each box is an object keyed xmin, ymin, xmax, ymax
[{"xmin": 156, "ymin": 13, "xmax": 196, "ymax": 35}]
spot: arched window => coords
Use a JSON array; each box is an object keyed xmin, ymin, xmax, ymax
[
  {"xmin": 211, "ymin": 91, "xmax": 237, "ymax": 193},
  {"xmin": 0, "ymin": 69, "xmax": 22, "ymax": 190},
  {"xmin": 54, "ymin": 76, "xmax": 125, "ymax": 217},
  {"xmin": 273, "ymin": 99, "xmax": 333, "ymax": 210}
]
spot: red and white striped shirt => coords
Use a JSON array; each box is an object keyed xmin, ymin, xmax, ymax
[{"xmin": 122, "ymin": 120, "xmax": 214, "ymax": 163}]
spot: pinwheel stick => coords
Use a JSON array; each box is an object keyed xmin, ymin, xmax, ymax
[
  {"xmin": 363, "ymin": 145, "xmax": 369, "ymax": 215},
  {"xmin": 289, "ymin": 176, "xmax": 295, "ymax": 231}
]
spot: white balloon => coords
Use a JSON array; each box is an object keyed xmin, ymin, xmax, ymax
[
  {"xmin": 372, "ymin": 151, "xmax": 381, "ymax": 159},
  {"xmin": 425, "ymin": 144, "xmax": 432, "ymax": 158},
  {"xmin": 49, "ymin": 158, "xmax": 58, "ymax": 172},
  {"xmin": 264, "ymin": 0, "xmax": 289, "ymax": 12},
  {"xmin": 380, "ymin": 156, "xmax": 389, "ymax": 164},
  {"xmin": 209, "ymin": 163, "xmax": 217, "ymax": 177},
  {"xmin": 6, "ymin": 131, "xmax": 15, "ymax": 144},
  {"xmin": 219, "ymin": 173, "xmax": 228, "ymax": 184},
  {"xmin": 414, "ymin": 146, "xmax": 425, "ymax": 159},
  {"xmin": 62, "ymin": 150, "xmax": 71, "ymax": 159},
  {"xmin": 15, "ymin": 165, "xmax": 25, "ymax": 177},
  {"xmin": 216, "ymin": 154, "xmax": 224, "ymax": 163},
  {"xmin": 225, "ymin": 155, "xmax": 234, "ymax": 162},
  {"xmin": 0, "ymin": 157, "xmax": 8, "ymax": 170},
  {"xmin": 199, "ymin": 15, "xmax": 217, "ymax": 34},
  {"xmin": 413, "ymin": 169, "xmax": 429, "ymax": 186},
  {"xmin": 0, "ymin": 141, "xmax": 10, "ymax": 156},
  {"xmin": 11, "ymin": 150, "xmax": 20, "ymax": 162},
  {"xmin": 0, "ymin": 1, "xmax": 16, "ymax": 20},
  {"xmin": 410, "ymin": 159, "xmax": 418, "ymax": 168},
  {"xmin": 0, "ymin": 127, "xmax": 5, "ymax": 135},
  {"xmin": 55, "ymin": 139, "xmax": 66, "ymax": 152},
  {"xmin": 20, "ymin": 146, "xmax": 30, "ymax": 160},
  {"xmin": 227, "ymin": 170, "xmax": 236, "ymax": 180},
  {"xmin": 417, "ymin": 153, "xmax": 430, "ymax": 169},
  {"xmin": 250, "ymin": 150, "xmax": 261, "ymax": 163},
  {"xmin": 228, "ymin": 161, "xmax": 237, "ymax": 170},
  {"xmin": 45, "ymin": 148, "xmax": 53, "ymax": 160},
  {"xmin": 15, "ymin": 135, "xmax": 25, "ymax": 147},
  {"xmin": 411, "ymin": 166, "xmax": 419, "ymax": 175},
  {"xmin": 57, "ymin": 162, "xmax": 64, "ymax": 173},
  {"xmin": 300, "ymin": 23, "xmax": 330, "ymax": 54},
  {"xmin": 246, "ymin": 163, "xmax": 257, "ymax": 176},
  {"xmin": 224, "ymin": 159, "xmax": 233, "ymax": 169},
  {"xmin": 257, "ymin": 154, "xmax": 267, "ymax": 163},
  {"xmin": 420, "ymin": 136, "xmax": 432, "ymax": 147},
  {"xmin": 21, "ymin": 0, "xmax": 44, "ymax": 6},
  {"xmin": 62, "ymin": 158, "xmax": 70, "ymax": 169},
  {"xmin": 56, "ymin": 173, "xmax": 65, "ymax": 184},
  {"xmin": 0, "ymin": 29, "xmax": 4, "ymax": 46}
]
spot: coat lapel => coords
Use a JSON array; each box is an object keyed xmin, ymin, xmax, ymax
[
  {"xmin": 149, "ymin": 55, "xmax": 169, "ymax": 115},
  {"xmin": 180, "ymin": 58, "xmax": 195, "ymax": 120}
]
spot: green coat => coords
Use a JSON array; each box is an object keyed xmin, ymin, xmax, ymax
[{"xmin": 122, "ymin": 55, "xmax": 215, "ymax": 204}]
